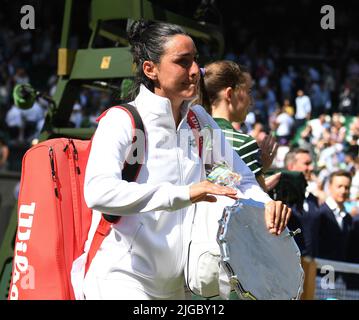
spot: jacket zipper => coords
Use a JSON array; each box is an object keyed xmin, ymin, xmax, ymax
[{"xmin": 175, "ymin": 132, "xmax": 186, "ymax": 275}]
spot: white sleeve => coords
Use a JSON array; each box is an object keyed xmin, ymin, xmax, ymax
[
  {"xmin": 84, "ymin": 108, "xmax": 191, "ymax": 215},
  {"xmin": 193, "ymin": 105, "xmax": 272, "ymax": 204}
]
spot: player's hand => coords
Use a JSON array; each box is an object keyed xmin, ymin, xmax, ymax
[
  {"xmin": 258, "ymin": 134, "xmax": 278, "ymax": 172},
  {"xmin": 264, "ymin": 200, "xmax": 291, "ymax": 235},
  {"xmin": 189, "ymin": 180, "xmax": 238, "ymax": 203}
]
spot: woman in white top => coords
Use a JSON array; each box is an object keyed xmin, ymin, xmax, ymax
[{"xmin": 72, "ymin": 19, "xmax": 291, "ymax": 300}]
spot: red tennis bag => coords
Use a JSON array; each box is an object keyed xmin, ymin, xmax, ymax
[
  {"xmin": 8, "ymin": 104, "xmax": 144, "ymax": 300},
  {"xmin": 9, "ymin": 138, "xmax": 92, "ymax": 300}
]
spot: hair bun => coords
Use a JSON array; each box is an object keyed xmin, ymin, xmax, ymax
[{"xmin": 128, "ymin": 19, "xmax": 153, "ymax": 45}]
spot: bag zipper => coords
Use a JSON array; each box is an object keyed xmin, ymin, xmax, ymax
[
  {"xmin": 64, "ymin": 139, "xmax": 83, "ymax": 254},
  {"xmin": 49, "ymin": 147, "xmax": 59, "ymax": 198},
  {"xmin": 48, "ymin": 145, "xmax": 71, "ymax": 299}
]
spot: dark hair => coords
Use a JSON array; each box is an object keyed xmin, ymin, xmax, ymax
[
  {"xmin": 127, "ymin": 19, "xmax": 187, "ymax": 99},
  {"xmin": 199, "ymin": 60, "xmax": 249, "ymax": 111},
  {"xmin": 329, "ymin": 170, "xmax": 352, "ymax": 184}
]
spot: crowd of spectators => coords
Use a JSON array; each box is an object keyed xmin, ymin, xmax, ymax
[{"xmin": 221, "ymin": 30, "xmax": 359, "ymax": 219}]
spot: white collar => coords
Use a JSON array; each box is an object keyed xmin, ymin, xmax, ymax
[
  {"xmin": 325, "ymin": 197, "xmax": 347, "ymax": 218},
  {"xmin": 134, "ymin": 84, "xmax": 194, "ymax": 124}
]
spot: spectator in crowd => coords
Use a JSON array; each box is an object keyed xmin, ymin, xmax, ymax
[
  {"xmin": 21, "ymin": 101, "xmax": 46, "ymax": 142},
  {"xmin": 280, "ymin": 70, "xmax": 293, "ymax": 101},
  {"xmin": 316, "ymin": 170, "xmax": 353, "ymax": 262},
  {"xmin": 296, "ymin": 124, "xmax": 316, "ymax": 160},
  {"xmin": 69, "ymin": 101, "xmax": 84, "ymax": 128},
  {"xmin": 13, "ymin": 68, "xmax": 29, "ymax": 85},
  {"xmin": 282, "ymin": 98, "xmax": 294, "ymax": 117},
  {"xmin": 349, "ymin": 117, "xmax": 359, "ymax": 138},
  {"xmin": 330, "ymin": 113, "xmax": 347, "ymax": 144},
  {"xmin": 310, "ymin": 81, "xmax": 324, "ymax": 118},
  {"xmin": 308, "ymin": 114, "xmax": 330, "ymax": 145},
  {"xmin": 274, "ymin": 102, "xmax": 294, "ymax": 146},
  {"xmin": 5, "ymin": 104, "xmax": 24, "ymax": 142},
  {"xmin": 338, "ymin": 86, "xmax": 355, "ymax": 115},
  {"xmin": 294, "ymin": 89, "xmax": 312, "ymax": 131},
  {"xmin": 318, "ymin": 138, "xmax": 345, "ymax": 174},
  {"xmin": 263, "ymin": 85, "xmax": 277, "ymax": 117},
  {"xmin": 346, "ymin": 116, "xmax": 359, "ymax": 155},
  {"xmin": 284, "ymin": 148, "xmax": 320, "ymax": 257}
]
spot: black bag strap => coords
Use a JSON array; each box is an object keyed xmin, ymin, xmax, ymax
[
  {"xmin": 102, "ymin": 103, "xmax": 145, "ymax": 223},
  {"xmin": 120, "ymin": 103, "xmax": 145, "ymax": 182}
]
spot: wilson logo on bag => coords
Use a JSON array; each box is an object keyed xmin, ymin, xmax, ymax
[{"xmin": 10, "ymin": 202, "xmax": 36, "ymax": 299}]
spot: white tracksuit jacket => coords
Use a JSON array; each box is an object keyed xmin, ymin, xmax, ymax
[{"xmin": 71, "ymin": 85, "xmax": 272, "ymax": 299}]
